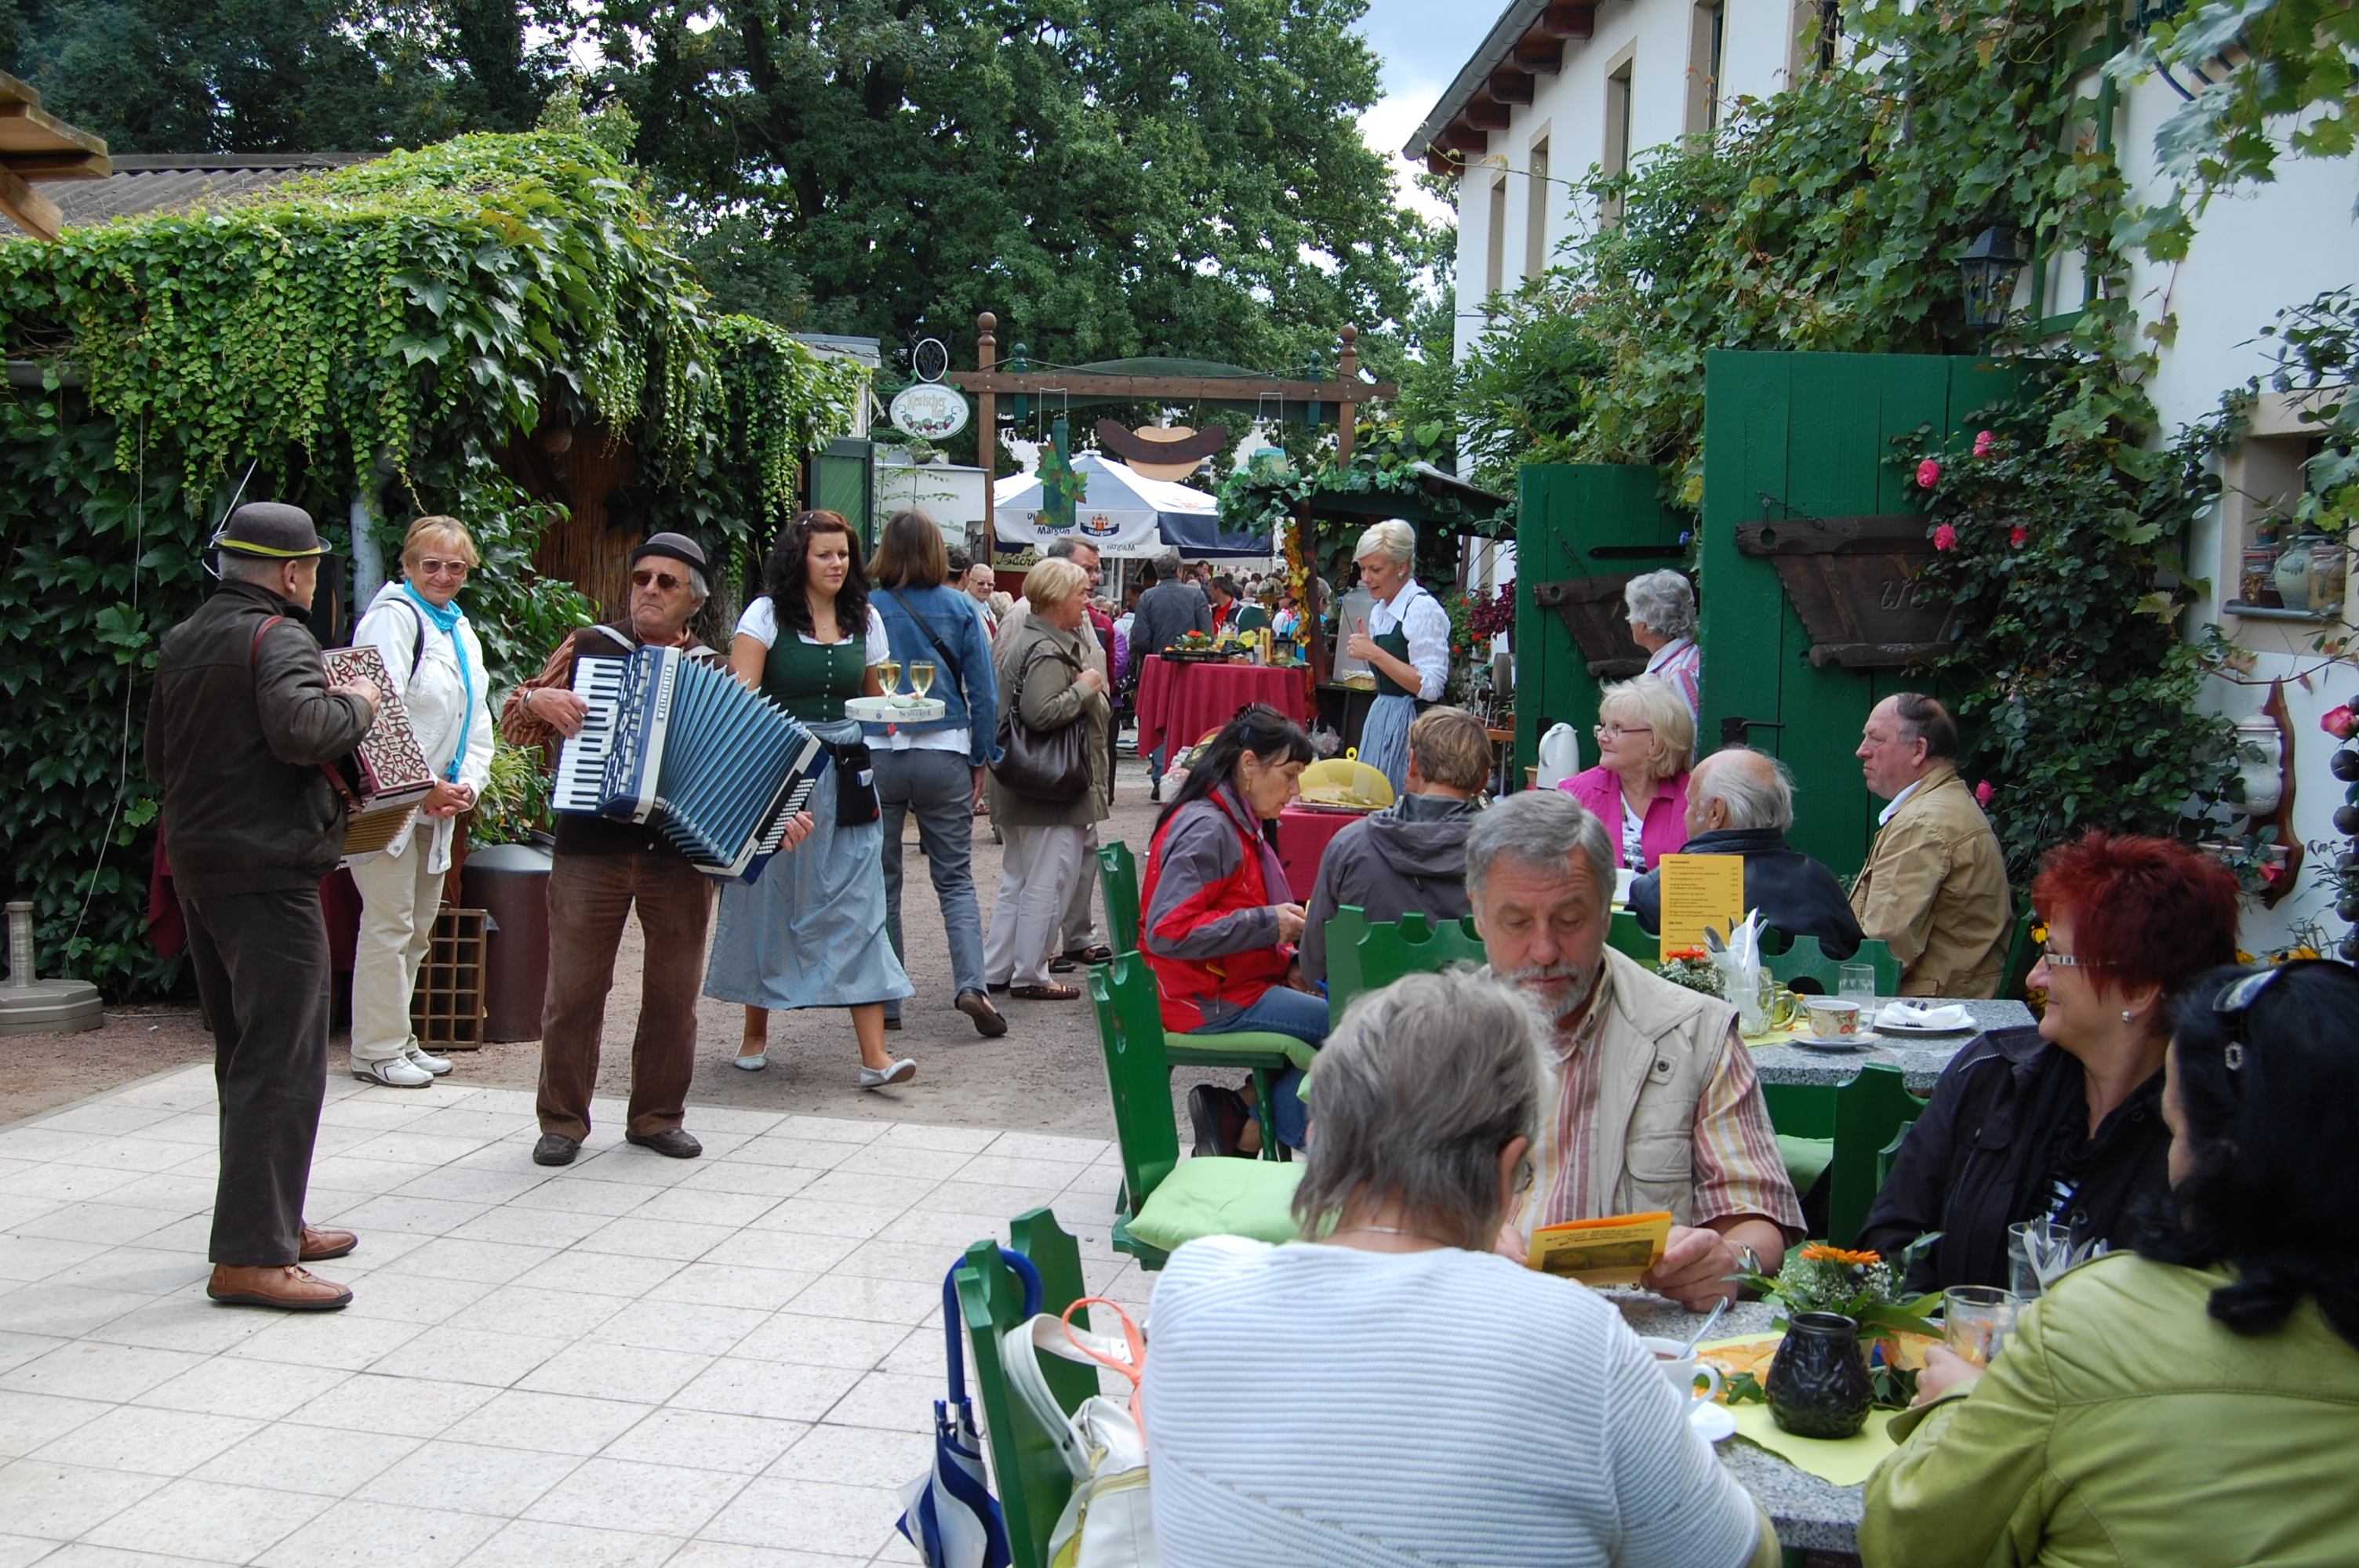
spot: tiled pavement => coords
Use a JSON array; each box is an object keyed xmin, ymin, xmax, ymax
[{"xmin": 0, "ymin": 1065, "xmax": 1150, "ymax": 1567}]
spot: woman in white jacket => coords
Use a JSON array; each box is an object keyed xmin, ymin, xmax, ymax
[{"xmin": 348, "ymin": 516, "xmax": 496, "ymax": 1087}]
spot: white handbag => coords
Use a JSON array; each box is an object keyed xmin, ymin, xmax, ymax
[{"xmin": 999, "ymin": 1299, "xmax": 1158, "ymax": 1568}]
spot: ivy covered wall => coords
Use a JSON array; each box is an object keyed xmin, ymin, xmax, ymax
[{"xmin": 0, "ymin": 133, "xmax": 866, "ymax": 998}]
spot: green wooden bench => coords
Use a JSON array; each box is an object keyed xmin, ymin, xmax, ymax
[
  {"xmin": 1760, "ymin": 1062, "xmax": 1927, "ymax": 1249},
  {"xmin": 1088, "ymin": 953, "xmax": 1304, "ymax": 1269},
  {"xmin": 1096, "ymin": 841, "xmax": 1300, "ymax": 1160},
  {"xmin": 1765, "ymin": 931, "xmax": 1901, "ymax": 996},
  {"xmin": 1606, "ymin": 906, "xmax": 1659, "ymax": 967},
  {"xmin": 1322, "ymin": 906, "xmax": 1488, "ymax": 1029}
]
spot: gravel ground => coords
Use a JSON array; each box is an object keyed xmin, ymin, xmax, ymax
[{"xmin": 5, "ymin": 750, "xmax": 1229, "ymax": 1139}]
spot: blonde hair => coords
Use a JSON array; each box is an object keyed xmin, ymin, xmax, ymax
[
  {"xmin": 1598, "ymin": 673, "xmax": 1696, "ymax": 779},
  {"xmin": 1023, "ymin": 556, "xmax": 1090, "ymax": 610},
  {"xmin": 401, "ymin": 514, "xmax": 480, "ymax": 569},
  {"xmin": 1408, "ymin": 706, "xmax": 1494, "ymax": 792},
  {"xmin": 1354, "ymin": 518, "xmax": 1416, "ymax": 565}
]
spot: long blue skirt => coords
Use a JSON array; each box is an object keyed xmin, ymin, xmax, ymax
[
  {"xmin": 1358, "ymin": 693, "xmax": 1417, "ymax": 796},
  {"xmin": 703, "ymin": 736, "xmax": 914, "ymax": 1011}
]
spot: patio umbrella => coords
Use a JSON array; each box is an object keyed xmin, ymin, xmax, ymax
[
  {"xmin": 896, "ymin": 1248, "xmax": 1043, "ymax": 1568},
  {"xmin": 993, "ymin": 452, "xmax": 1271, "ymax": 559}
]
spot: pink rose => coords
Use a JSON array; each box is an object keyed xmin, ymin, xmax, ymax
[
  {"xmin": 2009, "ymin": 525, "xmax": 2029, "ymax": 547},
  {"xmin": 1975, "ymin": 780, "xmax": 1995, "ymax": 807},
  {"xmin": 1973, "ymin": 430, "xmax": 1997, "ymax": 458},
  {"xmin": 2323, "ymin": 705, "xmax": 2357, "ymax": 740},
  {"xmin": 1933, "ymin": 523, "xmax": 1959, "ymax": 552},
  {"xmin": 1917, "ymin": 458, "xmax": 1943, "ymax": 488}
]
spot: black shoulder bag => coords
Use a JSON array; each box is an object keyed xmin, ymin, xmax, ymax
[{"xmin": 992, "ymin": 640, "xmax": 1092, "ymax": 802}]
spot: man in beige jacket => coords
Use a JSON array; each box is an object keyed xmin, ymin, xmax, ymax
[
  {"xmin": 1850, "ymin": 693, "xmax": 2013, "ymax": 998},
  {"xmin": 1468, "ymin": 791, "xmax": 1801, "ymax": 1309}
]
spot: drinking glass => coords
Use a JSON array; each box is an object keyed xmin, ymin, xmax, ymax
[
  {"xmin": 2007, "ymin": 1220, "xmax": 2066, "ymax": 1298},
  {"xmin": 1839, "ymin": 963, "xmax": 1878, "ymax": 1005},
  {"xmin": 878, "ymin": 659, "xmax": 902, "ymax": 697},
  {"xmin": 910, "ymin": 662, "xmax": 936, "ymax": 699},
  {"xmin": 1943, "ymin": 1285, "xmax": 2022, "ymax": 1368}
]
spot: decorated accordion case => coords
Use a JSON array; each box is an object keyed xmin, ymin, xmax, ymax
[{"xmin": 321, "ymin": 644, "xmax": 437, "ymax": 864}]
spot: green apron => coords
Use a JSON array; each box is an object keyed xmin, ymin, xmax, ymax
[{"xmin": 1371, "ymin": 620, "xmax": 1418, "ymax": 701}]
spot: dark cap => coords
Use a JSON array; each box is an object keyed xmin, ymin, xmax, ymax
[
  {"xmin": 213, "ymin": 502, "xmax": 326, "ymax": 560},
  {"xmin": 630, "ymin": 532, "xmax": 710, "ymax": 573}
]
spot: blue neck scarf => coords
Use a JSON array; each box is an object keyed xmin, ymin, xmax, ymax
[{"xmin": 402, "ymin": 583, "xmax": 475, "ymax": 781}]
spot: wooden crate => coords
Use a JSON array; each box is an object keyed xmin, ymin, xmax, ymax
[{"xmin": 409, "ymin": 907, "xmax": 488, "ymax": 1049}]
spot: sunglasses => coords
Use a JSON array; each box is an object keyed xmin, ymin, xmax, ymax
[
  {"xmin": 631, "ymin": 568, "xmax": 689, "ymax": 592},
  {"xmin": 2208, "ymin": 960, "xmax": 2336, "ymax": 1070},
  {"xmin": 413, "ymin": 557, "xmax": 470, "ymax": 578}
]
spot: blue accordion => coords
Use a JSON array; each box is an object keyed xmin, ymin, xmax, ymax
[{"xmin": 552, "ymin": 644, "xmax": 827, "ymax": 881}]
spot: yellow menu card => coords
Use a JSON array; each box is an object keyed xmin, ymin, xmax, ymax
[
  {"xmin": 1526, "ymin": 1211, "xmax": 1674, "ymax": 1284},
  {"xmin": 1656, "ymin": 853, "xmax": 1747, "ymax": 962}
]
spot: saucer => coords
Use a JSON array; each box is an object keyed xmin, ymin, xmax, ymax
[
  {"xmin": 1689, "ymin": 1401, "xmax": 1738, "ymax": 1443},
  {"xmin": 1790, "ymin": 1032, "xmax": 1882, "ymax": 1051}
]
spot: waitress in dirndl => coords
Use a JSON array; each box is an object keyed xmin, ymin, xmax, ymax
[
  {"xmin": 1342, "ymin": 519, "xmax": 1451, "ymax": 796},
  {"xmin": 704, "ymin": 510, "xmax": 917, "ymax": 1090}
]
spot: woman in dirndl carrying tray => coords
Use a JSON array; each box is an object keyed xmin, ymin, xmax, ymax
[
  {"xmin": 705, "ymin": 510, "xmax": 917, "ymax": 1089},
  {"xmin": 1341, "ymin": 519, "xmax": 1450, "ymax": 797}
]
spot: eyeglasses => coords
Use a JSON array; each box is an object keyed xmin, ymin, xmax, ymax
[
  {"xmin": 2040, "ymin": 950, "xmax": 2093, "ymax": 968},
  {"xmin": 413, "ymin": 557, "xmax": 469, "ymax": 579},
  {"xmin": 631, "ymin": 569, "xmax": 689, "ymax": 592},
  {"xmin": 1594, "ymin": 724, "xmax": 1654, "ymax": 739}
]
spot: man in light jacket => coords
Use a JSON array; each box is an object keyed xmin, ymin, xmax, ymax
[{"xmin": 1849, "ymin": 693, "xmax": 2012, "ymax": 997}]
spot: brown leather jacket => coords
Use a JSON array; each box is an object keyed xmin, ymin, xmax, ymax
[{"xmin": 144, "ymin": 580, "xmax": 375, "ymax": 898}]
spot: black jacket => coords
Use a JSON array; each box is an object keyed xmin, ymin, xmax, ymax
[
  {"xmin": 145, "ymin": 579, "xmax": 376, "ymax": 898},
  {"xmin": 1298, "ymin": 793, "xmax": 1479, "ymax": 985},
  {"xmin": 1130, "ymin": 579, "xmax": 1212, "ymax": 664},
  {"xmin": 1856, "ymin": 1026, "xmax": 2174, "ymax": 1293},
  {"xmin": 1629, "ymin": 826, "xmax": 1863, "ymax": 959}
]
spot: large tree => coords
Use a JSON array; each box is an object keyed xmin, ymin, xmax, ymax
[{"xmin": 596, "ymin": 0, "xmax": 1434, "ymax": 372}]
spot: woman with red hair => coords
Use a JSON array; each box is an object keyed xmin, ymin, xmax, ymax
[{"xmin": 1857, "ymin": 832, "xmax": 2240, "ymax": 1292}]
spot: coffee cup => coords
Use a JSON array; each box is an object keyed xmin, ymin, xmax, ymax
[
  {"xmin": 1805, "ymin": 997, "xmax": 1863, "ymax": 1039},
  {"xmin": 1637, "ymin": 1336, "xmax": 1725, "ymax": 1403}
]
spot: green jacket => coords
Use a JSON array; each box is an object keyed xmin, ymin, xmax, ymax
[{"xmin": 1862, "ymin": 1252, "xmax": 2359, "ymax": 1568}]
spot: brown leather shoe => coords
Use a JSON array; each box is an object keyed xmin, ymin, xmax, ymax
[
  {"xmin": 299, "ymin": 1225, "xmax": 357, "ymax": 1262},
  {"xmin": 207, "ymin": 1264, "xmax": 354, "ymax": 1311}
]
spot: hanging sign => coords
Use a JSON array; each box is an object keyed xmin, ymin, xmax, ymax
[{"xmin": 890, "ymin": 383, "xmax": 970, "ymax": 440}]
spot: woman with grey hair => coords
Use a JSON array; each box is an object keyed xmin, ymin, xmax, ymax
[
  {"xmin": 1342, "ymin": 518, "xmax": 1451, "ymax": 794},
  {"xmin": 1624, "ymin": 569, "xmax": 1701, "ymax": 729},
  {"xmin": 1143, "ymin": 969, "xmax": 1779, "ymax": 1568}
]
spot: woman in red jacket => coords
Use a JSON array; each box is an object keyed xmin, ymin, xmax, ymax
[{"xmin": 1141, "ymin": 705, "xmax": 1321, "ymax": 1155}]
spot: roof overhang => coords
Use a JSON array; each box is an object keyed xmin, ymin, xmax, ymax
[{"xmin": 1403, "ymin": 0, "xmax": 1598, "ymax": 179}]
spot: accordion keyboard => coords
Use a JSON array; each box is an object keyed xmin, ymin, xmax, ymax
[{"xmin": 551, "ymin": 654, "xmax": 628, "ymax": 815}]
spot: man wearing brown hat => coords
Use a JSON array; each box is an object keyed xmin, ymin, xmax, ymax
[
  {"xmin": 147, "ymin": 502, "xmax": 381, "ymax": 1309},
  {"xmin": 503, "ymin": 533, "xmax": 804, "ymax": 1166}
]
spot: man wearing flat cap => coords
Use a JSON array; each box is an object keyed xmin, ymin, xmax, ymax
[
  {"xmin": 147, "ymin": 501, "xmax": 382, "ymax": 1310},
  {"xmin": 503, "ymin": 533, "xmax": 805, "ymax": 1166}
]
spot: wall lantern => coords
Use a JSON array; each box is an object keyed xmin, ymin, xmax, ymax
[{"xmin": 1957, "ymin": 225, "xmax": 2028, "ymax": 346}]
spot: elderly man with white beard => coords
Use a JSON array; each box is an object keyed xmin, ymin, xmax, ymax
[{"xmin": 1466, "ymin": 790, "xmax": 1801, "ymax": 1308}]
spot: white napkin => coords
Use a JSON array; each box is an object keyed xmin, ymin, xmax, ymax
[{"xmin": 1879, "ymin": 1001, "xmax": 1973, "ymax": 1030}]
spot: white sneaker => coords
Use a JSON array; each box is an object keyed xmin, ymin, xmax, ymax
[
  {"xmin": 859, "ymin": 1058, "xmax": 917, "ymax": 1090},
  {"xmin": 351, "ymin": 1054, "xmax": 433, "ymax": 1088},
  {"xmin": 732, "ymin": 1054, "xmax": 769, "ymax": 1072},
  {"xmin": 402, "ymin": 1039, "xmax": 454, "ymax": 1076}
]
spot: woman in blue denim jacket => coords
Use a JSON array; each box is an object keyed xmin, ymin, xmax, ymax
[{"xmin": 866, "ymin": 510, "xmax": 1009, "ymax": 1038}]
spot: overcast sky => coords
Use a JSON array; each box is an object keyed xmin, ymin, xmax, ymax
[{"xmin": 1355, "ymin": 0, "xmax": 1478, "ymax": 224}]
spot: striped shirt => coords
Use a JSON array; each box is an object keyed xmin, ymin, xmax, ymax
[
  {"xmin": 1646, "ymin": 636, "xmax": 1703, "ymax": 731},
  {"xmin": 1145, "ymin": 1237, "xmax": 1767, "ymax": 1568},
  {"xmin": 1514, "ymin": 961, "xmax": 1804, "ymax": 1236}
]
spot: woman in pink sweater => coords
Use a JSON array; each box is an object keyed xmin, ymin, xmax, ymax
[{"xmin": 1558, "ymin": 674, "xmax": 1694, "ymax": 873}]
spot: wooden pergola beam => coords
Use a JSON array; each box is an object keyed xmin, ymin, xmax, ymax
[{"xmin": 946, "ymin": 372, "xmax": 1398, "ymax": 402}]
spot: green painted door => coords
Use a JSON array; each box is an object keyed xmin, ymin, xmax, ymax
[
  {"xmin": 1698, "ymin": 351, "xmax": 2012, "ymax": 877},
  {"xmin": 1514, "ymin": 464, "xmax": 1688, "ymax": 779},
  {"xmin": 812, "ymin": 437, "xmax": 874, "ymax": 548}
]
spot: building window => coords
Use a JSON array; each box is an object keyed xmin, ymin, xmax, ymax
[
  {"xmin": 1601, "ymin": 53, "xmax": 1635, "ymax": 225},
  {"xmin": 1485, "ymin": 174, "xmax": 1508, "ymax": 303},
  {"xmin": 1688, "ymin": 2, "xmax": 1725, "ymax": 134},
  {"xmin": 1525, "ymin": 139, "xmax": 1550, "ymax": 279}
]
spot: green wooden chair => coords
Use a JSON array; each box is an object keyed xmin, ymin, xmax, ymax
[
  {"xmin": 951, "ymin": 1210, "xmax": 1096, "ymax": 1568},
  {"xmin": 1607, "ymin": 907, "xmax": 1659, "ymax": 967},
  {"xmin": 1765, "ymin": 931, "xmax": 1901, "ymax": 996},
  {"xmin": 1322, "ymin": 906, "xmax": 1488, "ymax": 1029},
  {"xmin": 1088, "ymin": 954, "xmax": 1305, "ymax": 1269},
  {"xmin": 1998, "ymin": 897, "xmax": 2039, "ymax": 1000},
  {"xmin": 1097, "ymin": 841, "xmax": 1299, "ymax": 1160},
  {"xmin": 1760, "ymin": 1063, "xmax": 1928, "ymax": 1248}
]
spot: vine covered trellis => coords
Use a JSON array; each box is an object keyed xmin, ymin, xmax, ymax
[{"xmin": 0, "ymin": 132, "xmax": 867, "ymax": 997}]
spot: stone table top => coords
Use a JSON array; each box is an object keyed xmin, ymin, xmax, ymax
[
  {"xmin": 1612, "ymin": 1290, "xmax": 1873, "ymax": 1557},
  {"xmin": 1747, "ymin": 997, "xmax": 2035, "ymax": 1089}
]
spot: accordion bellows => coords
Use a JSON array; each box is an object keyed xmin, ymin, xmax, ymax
[
  {"xmin": 553, "ymin": 645, "xmax": 827, "ymax": 881},
  {"xmin": 322, "ymin": 644, "xmax": 437, "ymax": 863}
]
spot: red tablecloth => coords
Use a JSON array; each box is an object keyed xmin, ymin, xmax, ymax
[
  {"xmin": 1135, "ymin": 657, "xmax": 1313, "ymax": 760},
  {"xmin": 1275, "ymin": 804, "xmax": 1368, "ymax": 902}
]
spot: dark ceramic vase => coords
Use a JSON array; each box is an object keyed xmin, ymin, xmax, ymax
[{"xmin": 1765, "ymin": 1311, "xmax": 1874, "ymax": 1439}]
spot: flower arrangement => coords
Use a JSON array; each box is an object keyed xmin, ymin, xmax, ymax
[
  {"xmin": 1737, "ymin": 1242, "xmax": 1941, "ymax": 1341},
  {"xmin": 1657, "ymin": 948, "xmax": 1725, "ymax": 1000}
]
